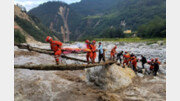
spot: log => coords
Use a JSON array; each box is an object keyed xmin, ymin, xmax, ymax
[
  {"xmin": 15, "ymin": 43, "xmax": 87, "ymax": 54},
  {"xmin": 14, "ymin": 61, "xmax": 116, "ymax": 70},
  {"xmin": 15, "ymin": 43, "xmax": 89, "ymax": 63}
]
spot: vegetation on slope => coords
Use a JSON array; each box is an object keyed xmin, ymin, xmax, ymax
[
  {"xmin": 14, "ymin": 29, "xmax": 26, "ymax": 44},
  {"xmin": 28, "ymin": 0, "xmax": 166, "ymax": 41}
]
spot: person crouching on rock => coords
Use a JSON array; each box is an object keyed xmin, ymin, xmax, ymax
[
  {"xmin": 97, "ymin": 42, "xmax": 105, "ymax": 63},
  {"xmin": 85, "ymin": 40, "xmax": 91, "ymax": 64},
  {"xmin": 153, "ymin": 58, "xmax": 161, "ymax": 76},
  {"xmin": 110, "ymin": 46, "xmax": 117, "ymax": 60},
  {"xmin": 46, "ymin": 36, "xmax": 62, "ymax": 65},
  {"xmin": 90, "ymin": 40, "xmax": 97, "ymax": 64}
]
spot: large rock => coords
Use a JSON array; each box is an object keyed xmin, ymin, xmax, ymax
[{"xmin": 86, "ymin": 64, "xmax": 136, "ymax": 91}]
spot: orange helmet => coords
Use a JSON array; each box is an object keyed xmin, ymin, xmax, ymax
[
  {"xmin": 92, "ymin": 40, "xmax": 96, "ymax": 43},
  {"xmin": 85, "ymin": 40, "xmax": 90, "ymax": 43},
  {"xmin": 46, "ymin": 36, "xmax": 52, "ymax": 42}
]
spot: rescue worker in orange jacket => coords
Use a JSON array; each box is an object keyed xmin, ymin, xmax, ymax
[
  {"xmin": 123, "ymin": 51, "xmax": 131, "ymax": 67},
  {"xmin": 155, "ymin": 58, "xmax": 161, "ymax": 65},
  {"xmin": 90, "ymin": 40, "xmax": 97, "ymax": 64},
  {"xmin": 110, "ymin": 46, "xmax": 117, "ymax": 60},
  {"xmin": 46, "ymin": 36, "xmax": 62, "ymax": 65},
  {"xmin": 85, "ymin": 40, "xmax": 91, "ymax": 64},
  {"xmin": 131, "ymin": 56, "xmax": 137, "ymax": 72},
  {"xmin": 149, "ymin": 59, "xmax": 154, "ymax": 71}
]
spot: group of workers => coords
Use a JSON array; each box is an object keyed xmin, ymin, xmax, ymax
[{"xmin": 46, "ymin": 36, "xmax": 161, "ymax": 76}]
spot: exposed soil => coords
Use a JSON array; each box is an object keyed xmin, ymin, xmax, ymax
[{"xmin": 14, "ymin": 42, "xmax": 166, "ymax": 101}]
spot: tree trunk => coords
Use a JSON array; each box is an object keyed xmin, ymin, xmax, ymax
[
  {"xmin": 14, "ymin": 61, "xmax": 116, "ymax": 70},
  {"xmin": 15, "ymin": 44, "xmax": 91, "ymax": 63}
]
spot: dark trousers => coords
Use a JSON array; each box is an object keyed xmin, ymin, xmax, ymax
[
  {"xmin": 142, "ymin": 63, "xmax": 145, "ymax": 68},
  {"xmin": 117, "ymin": 56, "xmax": 122, "ymax": 63},
  {"xmin": 154, "ymin": 68, "xmax": 159, "ymax": 76},
  {"xmin": 99, "ymin": 53, "xmax": 105, "ymax": 63}
]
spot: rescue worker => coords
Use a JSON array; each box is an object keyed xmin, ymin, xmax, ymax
[
  {"xmin": 116, "ymin": 51, "xmax": 123, "ymax": 64},
  {"xmin": 129, "ymin": 53, "xmax": 135, "ymax": 64},
  {"xmin": 97, "ymin": 42, "xmax": 105, "ymax": 63},
  {"xmin": 153, "ymin": 58, "xmax": 161, "ymax": 76},
  {"xmin": 153, "ymin": 59, "xmax": 160, "ymax": 76},
  {"xmin": 110, "ymin": 46, "xmax": 117, "ymax": 60},
  {"xmin": 46, "ymin": 36, "xmax": 62, "ymax": 65},
  {"xmin": 148, "ymin": 58, "xmax": 155, "ymax": 75},
  {"xmin": 140, "ymin": 55, "xmax": 147, "ymax": 68},
  {"xmin": 131, "ymin": 56, "xmax": 137, "ymax": 72},
  {"xmin": 155, "ymin": 58, "xmax": 161, "ymax": 65},
  {"xmin": 90, "ymin": 40, "xmax": 97, "ymax": 64},
  {"xmin": 85, "ymin": 40, "xmax": 91, "ymax": 64},
  {"xmin": 123, "ymin": 51, "xmax": 130, "ymax": 67}
]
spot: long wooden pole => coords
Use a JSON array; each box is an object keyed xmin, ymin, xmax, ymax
[
  {"xmin": 14, "ymin": 61, "xmax": 116, "ymax": 70},
  {"xmin": 15, "ymin": 44, "xmax": 89, "ymax": 63}
]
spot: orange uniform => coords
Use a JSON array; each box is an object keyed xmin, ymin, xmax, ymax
[
  {"xmin": 50, "ymin": 40, "xmax": 63, "ymax": 64},
  {"xmin": 150, "ymin": 63, "xmax": 154, "ymax": 70},
  {"xmin": 123, "ymin": 53, "xmax": 130, "ymax": 66},
  {"xmin": 131, "ymin": 57, "xmax": 137, "ymax": 71},
  {"xmin": 86, "ymin": 43, "xmax": 91, "ymax": 63},
  {"xmin": 110, "ymin": 47, "xmax": 117, "ymax": 58},
  {"xmin": 157, "ymin": 61, "xmax": 161, "ymax": 65},
  {"xmin": 90, "ymin": 44, "xmax": 97, "ymax": 63}
]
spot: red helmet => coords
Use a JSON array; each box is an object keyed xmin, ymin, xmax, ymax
[
  {"xmin": 92, "ymin": 40, "xmax": 96, "ymax": 43},
  {"xmin": 115, "ymin": 46, "xmax": 117, "ymax": 49},
  {"xmin": 46, "ymin": 36, "xmax": 52, "ymax": 42},
  {"xmin": 125, "ymin": 51, "xmax": 127, "ymax": 53},
  {"xmin": 85, "ymin": 40, "xmax": 90, "ymax": 43},
  {"xmin": 151, "ymin": 59, "xmax": 154, "ymax": 61}
]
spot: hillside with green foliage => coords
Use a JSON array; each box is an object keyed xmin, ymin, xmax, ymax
[
  {"xmin": 14, "ymin": 29, "xmax": 26, "ymax": 44},
  {"xmin": 28, "ymin": 0, "xmax": 166, "ymax": 41},
  {"xmin": 14, "ymin": 5, "xmax": 63, "ymax": 43},
  {"xmin": 15, "ymin": 15, "xmax": 63, "ymax": 42}
]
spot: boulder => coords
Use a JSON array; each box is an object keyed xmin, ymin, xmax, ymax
[{"xmin": 86, "ymin": 64, "xmax": 136, "ymax": 91}]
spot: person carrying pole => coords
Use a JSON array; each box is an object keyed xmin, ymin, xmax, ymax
[
  {"xmin": 85, "ymin": 40, "xmax": 91, "ymax": 64},
  {"xmin": 90, "ymin": 40, "xmax": 97, "ymax": 64},
  {"xmin": 46, "ymin": 36, "xmax": 63, "ymax": 65}
]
